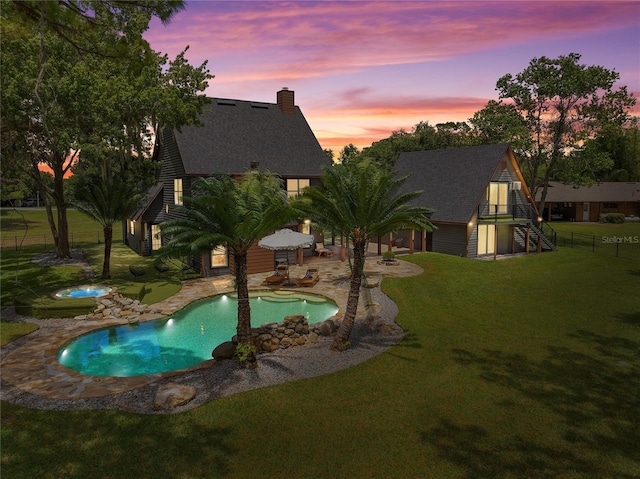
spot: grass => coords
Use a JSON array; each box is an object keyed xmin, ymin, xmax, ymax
[
  {"xmin": 549, "ymin": 220, "xmax": 640, "ymax": 238},
  {"xmin": 0, "ymin": 208, "xmax": 182, "ymax": 315},
  {"xmin": 2, "ymin": 247, "xmax": 639, "ymax": 478},
  {"xmin": 545, "ymin": 221, "xmax": 640, "ymax": 261}
]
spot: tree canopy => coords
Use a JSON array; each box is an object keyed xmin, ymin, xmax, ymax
[
  {"xmin": 1, "ymin": 1, "xmax": 211, "ymax": 258},
  {"xmin": 158, "ymin": 171, "xmax": 296, "ymax": 368},
  {"xmin": 296, "ymin": 160, "xmax": 434, "ymax": 350}
]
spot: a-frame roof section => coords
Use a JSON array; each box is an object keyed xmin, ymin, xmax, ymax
[
  {"xmin": 173, "ymin": 98, "xmax": 330, "ymax": 176},
  {"xmin": 131, "ymin": 183, "xmax": 163, "ymax": 222},
  {"xmin": 396, "ymin": 144, "xmax": 515, "ymax": 224}
]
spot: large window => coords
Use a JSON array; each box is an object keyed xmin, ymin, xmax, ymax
[
  {"xmin": 477, "ymin": 225, "xmax": 495, "ymax": 255},
  {"xmin": 211, "ymin": 246, "xmax": 228, "ymax": 268},
  {"xmin": 286, "ymin": 179, "xmax": 310, "ymax": 197},
  {"xmin": 129, "ymin": 219, "xmax": 135, "ymax": 236},
  {"xmin": 487, "ymin": 182, "xmax": 508, "ymax": 214},
  {"xmin": 151, "ymin": 224, "xmax": 161, "ymax": 251},
  {"xmin": 174, "ymin": 178, "xmax": 183, "ymax": 205}
]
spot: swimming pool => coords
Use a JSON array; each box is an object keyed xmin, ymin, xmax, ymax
[
  {"xmin": 57, "ymin": 291, "xmax": 339, "ymax": 377},
  {"xmin": 54, "ymin": 285, "xmax": 112, "ymax": 299}
]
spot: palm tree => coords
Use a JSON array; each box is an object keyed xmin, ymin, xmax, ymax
[
  {"xmin": 158, "ymin": 171, "xmax": 294, "ymax": 368},
  {"xmin": 297, "ymin": 160, "xmax": 434, "ymax": 351},
  {"xmin": 74, "ymin": 181, "xmax": 142, "ymax": 279}
]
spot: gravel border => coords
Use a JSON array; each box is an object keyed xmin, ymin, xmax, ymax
[{"xmin": 1, "ymin": 287, "xmax": 403, "ymax": 415}]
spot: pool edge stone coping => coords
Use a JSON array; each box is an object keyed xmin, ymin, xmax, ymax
[{"xmin": 1, "ymin": 258, "xmax": 423, "ymax": 400}]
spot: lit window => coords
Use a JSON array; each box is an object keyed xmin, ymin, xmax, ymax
[
  {"xmin": 129, "ymin": 220, "xmax": 135, "ymax": 236},
  {"xmin": 286, "ymin": 179, "xmax": 310, "ymax": 197},
  {"xmin": 477, "ymin": 225, "xmax": 495, "ymax": 255},
  {"xmin": 174, "ymin": 178, "xmax": 183, "ymax": 205},
  {"xmin": 151, "ymin": 224, "xmax": 161, "ymax": 251},
  {"xmin": 211, "ymin": 246, "xmax": 228, "ymax": 268},
  {"xmin": 486, "ymin": 182, "xmax": 508, "ymax": 214}
]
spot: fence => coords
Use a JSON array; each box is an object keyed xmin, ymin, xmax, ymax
[
  {"xmin": 553, "ymin": 230, "xmax": 640, "ymax": 261},
  {"xmin": 1, "ymin": 231, "xmax": 105, "ymax": 252}
]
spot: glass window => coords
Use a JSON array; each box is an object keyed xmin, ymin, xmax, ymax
[
  {"xmin": 478, "ymin": 225, "xmax": 495, "ymax": 255},
  {"xmin": 129, "ymin": 220, "xmax": 135, "ymax": 236},
  {"xmin": 174, "ymin": 178, "xmax": 183, "ymax": 205},
  {"xmin": 486, "ymin": 182, "xmax": 508, "ymax": 214},
  {"xmin": 211, "ymin": 246, "xmax": 228, "ymax": 268},
  {"xmin": 286, "ymin": 179, "xmax": 310, "ymax": 197},
  {"xmin": 151, "ymin": 224, "xmax": 161, "ymax": 251}
]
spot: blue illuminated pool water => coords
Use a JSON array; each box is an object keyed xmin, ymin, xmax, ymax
[
  {"xmin": 57, "ymin": 291, "xmax": 338, "ymax": 377},
  {"xmin": 55, "ymin": 285, "xmax": 112, "ymax": 299}
]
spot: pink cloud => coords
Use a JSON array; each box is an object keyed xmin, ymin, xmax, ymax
[{"xmin": 146, "ymin": 1, "xmax": 639, "ymax": 81}]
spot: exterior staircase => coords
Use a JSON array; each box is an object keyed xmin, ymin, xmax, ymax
[{"xmin": 514, "ymin": 224, "xmax": 556, "ymax": 252}]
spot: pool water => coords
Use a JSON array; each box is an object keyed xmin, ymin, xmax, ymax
[
  {"xmin": 55, "ymin": 285, "xmax": 112, "ymax": 299},
  {"xmin": 57, "ymin": 291, "xmax": 339, "ymax": 377}
]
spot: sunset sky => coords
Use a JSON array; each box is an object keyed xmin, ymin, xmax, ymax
[{"xmin": 144, "ymin": 1, "xmax": 640, "ymax": 153}]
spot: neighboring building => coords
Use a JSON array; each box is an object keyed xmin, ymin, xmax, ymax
[
  {"xmin": 393, "ymin": 144, "xmax": 554, "ymax": 259},
  {"xmin": 125, "ymin": 88, "xmax": 331, "ymax": 276},
  {"xmin": 538, "ymin": 181, "xmax": 640, "ymax": 222}
]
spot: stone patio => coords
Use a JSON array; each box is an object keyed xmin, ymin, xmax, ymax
[{"xmin": 1, "ymin": 257, "xmax": 422, "ymax": 400}]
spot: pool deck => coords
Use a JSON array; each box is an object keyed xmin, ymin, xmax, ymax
[{"xmin": 1, "ymin": 256, "xmax": 422, "ymax": 400}]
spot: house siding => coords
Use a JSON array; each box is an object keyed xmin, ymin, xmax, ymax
[
  {"xmin": 496, "ymin": 225, "xmax": 513, "ymax": 255},
  {"xmin": 467, "ymin": 222, "xmax": 478, "ymax": 258},
  {"xmin": 431, "ymin": 223, "xmax": 467, "ymax": 256}
]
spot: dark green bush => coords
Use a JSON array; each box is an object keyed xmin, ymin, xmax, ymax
[
  {"xmin": 154, "ymin": 263, "xmax": 170, "ymax": 273},
  {"xmin": 129, "ymin": 265, "xmax": 146, "ymax": 279},
  {"xmin": 600, "ymin": 213, "xmax": 625, "ymax": 224}
]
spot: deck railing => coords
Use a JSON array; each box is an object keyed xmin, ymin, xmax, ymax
[{"xmin": 477, "ymin": 203, "xmax": 533, "ymax": 222}]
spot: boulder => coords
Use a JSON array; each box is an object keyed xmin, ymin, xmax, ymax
[
  {"xmin": 154, "ymin": 383, "xmax": 196, "ymax": 410},
  {"xmin": 211, "ymin": 341, "xmax": 236, "ymax": 361}
]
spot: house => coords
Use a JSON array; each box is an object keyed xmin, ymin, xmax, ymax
[
  {"xmin": 124, "ymin": 88, "xmax": 332, "ymax": 276},
  {"xmin": 393, "ymin": 144, "xmax": 554, "ymax": 259},
  {"xmin": 538, "ymin": 181, "xmax": 640, "ymax": 222}
]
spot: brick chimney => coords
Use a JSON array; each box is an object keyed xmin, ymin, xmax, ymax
[{"xmin": 277, "ymin": 88, "xmax": 295, "ymax": 115}]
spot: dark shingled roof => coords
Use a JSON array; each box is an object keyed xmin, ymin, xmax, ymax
[
  {"xmin": 395, "ymin": 144, "xmax": 511, "ymax": 224},
  {"xmin": 173, "ymin": 98, "xmax": 330, "ymax": 176}
]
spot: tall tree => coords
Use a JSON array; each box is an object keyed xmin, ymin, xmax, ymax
[
  {"xmin": 495, "ymin": 53, "xmax": 636, "ymax": 211},
  {"xmin": 158, "ymin": 171, "xmax": 296, "ymax": 368},
  {"xmin": 74, "ymin": 181, "xmax": 143, "ymax": 279},
  {"xmin": 296, "ymin": 160, "xmax": 434, "ymax": 351},
  {"xmin": 1, "ymin": 2, "xmax": 211, "ymax": 258}
]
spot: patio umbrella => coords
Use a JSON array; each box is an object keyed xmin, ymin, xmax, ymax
[{"xmin": 258, "ymin": 229, "xmax": 314, "ymax": 283}]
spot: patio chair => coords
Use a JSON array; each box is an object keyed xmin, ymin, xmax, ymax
[
  {"xmin": 265, "ymin": 264, "xmax": 289, "ymax": 284},
  {"xmin": 298, "ymin": 267, "xmax": 320, "ymax": 287},
  {"xmin": 315, "ymin": 242, "xmax": 331, "ymax": 257}
]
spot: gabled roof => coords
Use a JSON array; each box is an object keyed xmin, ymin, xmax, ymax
[
  {"xmin": 131, "ymin": 183, "xmax": 163, "ymax": 221},
  {"xmin": 395, "ymin": 144, "xmax": 514, "ymax": 224},
  {"xmin": 540, "ymin": 181, "xmax": 640, "ymax": 202},
  {"xmin": 171, "ymin": 98, "xmax": 330, "ymax": 176}
]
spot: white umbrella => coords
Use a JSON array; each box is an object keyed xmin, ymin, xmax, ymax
[
  {"xmin": 259, "ymin": 229, "xmax": 314, "ymax": 283},
  {"xmin": 258, "ymin": 228, "xmax": 314, "ymax": 251}
]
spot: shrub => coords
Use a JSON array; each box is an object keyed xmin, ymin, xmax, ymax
[
  {"xmin": 600, "ymin": 213, "xmax": 625, "ymax": 224},
  {"xmin": 154, "ymin": 263, "xmax": 170, "ymax": 273},
  {"xmin": 382, "ymin": 251, "xmax": 396, "ymax": 261},
  {"xmin": 129, "ymin": 265, "xmax": 146, "ymax": 279}
]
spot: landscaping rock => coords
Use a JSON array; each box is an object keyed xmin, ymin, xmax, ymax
[
  {"xmin": 154, "ymin": 383, "xmax": 196, "ymax": 410},
  {"xmin": 212, "ymin": 341, "xmax": 236, "ymax": 361}
]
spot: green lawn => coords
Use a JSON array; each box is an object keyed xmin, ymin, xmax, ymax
[
  {"xmin": 0, "ymin": 209, "xmax": 182, "ymax": 313},
  {"xmin": 2, "ymin": 248, "xmax": 639, "ymax": 479},
  {"xmin": 545, "ymin": 221, "xmax": 640, "ymax": 261}
]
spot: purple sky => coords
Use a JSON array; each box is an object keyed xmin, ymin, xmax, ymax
[{"xmin": 145, "ymin": 1, "xmax": 640, "ymax": 153}]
